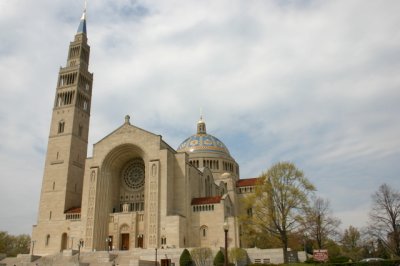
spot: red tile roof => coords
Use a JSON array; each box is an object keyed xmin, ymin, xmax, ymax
[
  {"xmin": 191, "ymin": 196, "xmax": 222, "ymax": 205},
  {"xmin": 236, "ymin": 178, "xmax": 260, "ymax": 187},
  {"xmin": 65, "ymin": 207, "xmax": 81, "ymax": 214}
]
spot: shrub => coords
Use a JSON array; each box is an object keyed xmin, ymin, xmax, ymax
[
  {"xmin": 329, "ymin": 256, "xmax": 352, "ymax": 263},
  {"xmin": 214, "ymin": 250, "xmax": 225, "ymax": 266},
  {"xmin": 180, "ymin": 248, "xmax": 193, "ymax": 266}
]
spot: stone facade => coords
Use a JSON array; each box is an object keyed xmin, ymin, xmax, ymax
[{"xmin": 31, "ymin": 9, "xmax": 258, "ymax": 257}]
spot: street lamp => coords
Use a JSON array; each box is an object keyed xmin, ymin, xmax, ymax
[
  {"xmin": 31, "ymin": 240, "xmax": 36, "ymax": 256},
  {"xmin": 106, "ymin": 237, "xmax": 112, "ymax": 252},
  {"xmin": 78, "ymin": 239, "xmax": 84, "ymax": 262},
  {"xmin": 155, "ymin": 248, "xmax": 158, "ymax": 266},
  {"xmin": 223, "ymin": 221, "xmax": 229, "ymax": 266}
]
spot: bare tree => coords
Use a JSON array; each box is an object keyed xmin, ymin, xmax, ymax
[
  {"xmin": 190, "ymin": 247, "xmax": 212, "ymax": 266},
  {"xmin": 241, "ymin": 162, "xmax": 315, "ymax": 263},
  {"xmin": 303, "ymin": 197, "xmax": 341, "ymax": 249},
  {"xmin": 368, "ymin": 183, "xmax": 400, "ymax": 257}
]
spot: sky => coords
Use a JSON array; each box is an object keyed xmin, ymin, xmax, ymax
[{"xmin": 0, "ymin": 0, "xmax": 399, "ymax": 236}]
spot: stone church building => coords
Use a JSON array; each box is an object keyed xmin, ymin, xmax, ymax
[{"xmin": 31, "ymin": 8, "xmax": 259, "ymax": 256}]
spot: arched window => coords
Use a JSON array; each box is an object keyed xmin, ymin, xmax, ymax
[
  {"xmin": 57, "ymin": 95, "xmax": 62, "ymax": 106},
  {"xmin": 200, "ymin": 225, "xmax": 208, "ymax": 238},
  {"xmin": 58, "ymin": 121, "xmax": 65, "ymax": 133},
  {"xmin": 45, "ymin": 234, "xmax": 50, "ymax": 246},
  {"xmin": 78, "ymin": 125, "xmax": 83, "ymax": 137}
]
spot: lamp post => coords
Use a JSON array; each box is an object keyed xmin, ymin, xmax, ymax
[
  {"xmin": 31, "ymin": 240, "xmax": 36, "ymax": 256},
  {"xmin": 106, "ymin": 237, "xmax": 112, "ymax": 252},
  {"xmin": 78, "ymin": 239, "xmax": 84, "ymax": 263},
  {"xmin": 155, "ymin": 248, "xmax": 158, "ymax": 266},
  {"xmin": 223, "ymin": 221, "xmax": 229, "ymax": 266}
]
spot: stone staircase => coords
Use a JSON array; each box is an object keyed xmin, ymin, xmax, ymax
[
  {"xmin": 1, "ymin": 247, "xmax": 299, "ymax": 266},
  {"xmin": 1, "ymin": 248, "xmax": 193, "ymax": 266}
]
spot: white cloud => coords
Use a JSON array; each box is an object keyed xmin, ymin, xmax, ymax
[{"xmin": 0, "ymin": 0, "xmax": 399, "ymax": 235}]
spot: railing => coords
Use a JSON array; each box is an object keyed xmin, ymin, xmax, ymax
[{"xmin": 66, "ymin": 213, "xmax": 81, "ymax": 220}]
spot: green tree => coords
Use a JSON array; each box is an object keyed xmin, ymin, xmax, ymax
[
  {"xmin": 229, "ymin": 247, "xmax": 247, "ymax": 266},
  {"xmin": 239, "ymin": 226, "xmax": 281, "ymax": 249},
  {"xmin": 241, "ymin": 162, "xmax": 315, "ymax": 263},
  {"xmin": 375, "ymin": 239, "xmax": 390, "ymax": 259},
  {"xmin": 303, "ymin": 196, "xmax": 341, "ymax": 249},
  {"xmin": 0, "ymin": 231, "xmax": 30, "ymax": 257},
  {"xmin": 180, "ymin": 248, "xmax": 193, "ymax": 266},
  {"xmin": 213, "ymin": 250, "xmax": 225, "ymax": 266},
  {"xmin": 325, "ymin": 239, "xmax": 342, "ymax": 260},
  {"xmin": 10, "ymin": 234, "xmax": 30, "ymax": 257},
  {"xmin": 341, "ymin": 225, "xmax": 362, "ymax": 261},
  {"xmin": 191, "ymin": 247, "xmax": 212, "ymax": 266},
  {"xmin": 367, "ymin": 183, "xmax": 400, "ymax": 257},
  {"xmin": 0, "ymin": 231, "xmax": 11, "ymax": 254}
]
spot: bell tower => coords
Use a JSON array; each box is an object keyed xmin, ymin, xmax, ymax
[{"xmin": 32, "ymin": 6, "xmax": 93, "ymax": 254}]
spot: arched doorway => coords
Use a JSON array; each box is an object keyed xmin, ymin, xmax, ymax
[
  {"xmin": 94, "ymin": 144, "xmax": 147, "ymax": 251},
  {"xmin": 61, "ymin": 233, "xmax": 68, "ymax": 251},
  {"xmin": 120, "ymin": 224, "xmax": 130, "ymax": 250},
  {"xmin": 137, "ymin": 234, "xmax": 144, "ymax": 248}
]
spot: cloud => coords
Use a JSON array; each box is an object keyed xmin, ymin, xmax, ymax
[{"xmin": 0, "ymin": 0, "xmax": 400, "ymax": 235}]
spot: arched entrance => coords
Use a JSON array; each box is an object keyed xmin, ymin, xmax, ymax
[
  {"xmin": 137, "ymin": 234, "xmax": 144, "ymax": 248},
  {"xmin": 120, "ymin": 224, "xmax": 130, "ymax": 250},
  {"xmin": 91, "ymin": 144, "xmax": 147, "ymax": 251},
  {"xmin": 61, "ymin": 233, "xmax": 68, "ymax": 251}
]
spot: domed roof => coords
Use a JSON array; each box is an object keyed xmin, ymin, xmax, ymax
[{"xmin": 177, "ymin": 117, "xmax": 230, "ymax": 156}]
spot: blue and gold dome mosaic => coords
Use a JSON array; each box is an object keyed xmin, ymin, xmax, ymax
[
  {"xmin": 177, "ymin": 117, "xmax": 231, "ymax": 155},
  {"xmin": 177, "ymin": 133, "xmax": 230, "ymax": 155}
]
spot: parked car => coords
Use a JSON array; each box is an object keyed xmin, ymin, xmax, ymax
[{"xmin": 360, "ymin": 258, "xmax": 385, "ymax": 262}]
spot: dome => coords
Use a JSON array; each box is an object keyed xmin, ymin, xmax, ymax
[
  {"xmin": 177, "ymin": 117, "xmax": 230, "ymax": 156},
  {"xmin": 177, "ymin": 133, "xmax": 230, "ymax": 156}
]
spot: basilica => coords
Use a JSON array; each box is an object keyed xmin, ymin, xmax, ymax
[{"xmin": 31, "ymin": 8, "xmax": 259, "ymax": 256}]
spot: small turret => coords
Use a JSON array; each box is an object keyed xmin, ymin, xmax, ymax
[{"xmin": 197, "ymin": 115, "xmax": 207, "ymax": 135}]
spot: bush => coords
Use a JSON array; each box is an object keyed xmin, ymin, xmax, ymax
[
  {"xmin": 329, "ymin": 256, "xmax": 352, "ymax": 263},
  {"xmin": 180, "ymin": 248, "xmax": 193, "ymax": 266},
  {"xmin": 214, "ymin": 250, "xmax": 225, "ymax": 266},
  {"xmin": 304, "ymin": 257, "xmax": 316, "ymax": 264}
]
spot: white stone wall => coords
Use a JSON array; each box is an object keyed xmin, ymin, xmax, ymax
[{"xmin": 246, "ymin": 248, "xmax": 285, "ymax": 264}]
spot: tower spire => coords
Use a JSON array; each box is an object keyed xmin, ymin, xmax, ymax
[
  {"xmin": 77, "ymin": 1, "xmax": 87, "ymax": 34},
  {"xmin": 32, "ymin": 5, "xmax": 93, "ymax": 254}
]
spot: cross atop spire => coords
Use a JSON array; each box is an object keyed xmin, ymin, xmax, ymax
[
  {"xmin": 199, "ymin": 107, "xmax": 203, "ymax": 122},
  {"xmin": 77, "ymin": 1, "xmax": 87, "ymax": 34}
]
